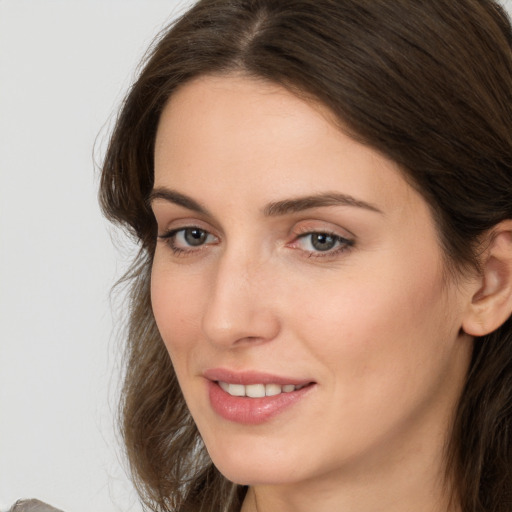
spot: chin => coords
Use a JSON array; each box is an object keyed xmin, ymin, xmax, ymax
[
  {"xmin": 205, "ymin": 439, "xmax": 312, "ymax": 486},
  {"xmin": 215, "ymin": 462, "xmax": 303, "ymax": 487}
]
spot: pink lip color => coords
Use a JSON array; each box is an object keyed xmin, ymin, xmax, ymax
[
  {"xmin": 203, "ymin": 368, "xmax": 312, "ymax": 386},
  {"xmin": 204, "ymin": 369, "xmax": 315, "ymax": 425}
]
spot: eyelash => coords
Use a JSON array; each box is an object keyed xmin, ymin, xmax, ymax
[
  {"xmin": 157, "ymin": 227, "xmax": 354, "ymax": 259},
  {"xmin": 292, "ymin": 231, "xmax": 354, "ymax": 259},
  {"xmin": 158, "ymin": 227, "xmax": 218, "ymax": 256}
]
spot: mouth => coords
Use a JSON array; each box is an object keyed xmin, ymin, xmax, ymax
[
  {"xmin": 204, "ymin": 369, "xmax": 316, "ymax": 424},
  {"xmin": 217, "ymin": 381, "xmax": 310, "ymax": 398}
]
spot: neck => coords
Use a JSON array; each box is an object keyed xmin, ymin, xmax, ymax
[
  {"xmin": 240, "ymin": 425, "xmax": 461, "ymax": 512},
  {"xmin": 241, "ymin": 472, "xmax": 459, "ymax": 512}
]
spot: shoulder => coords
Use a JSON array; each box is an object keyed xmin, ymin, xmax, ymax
[{"xmin": 9, "ymin": 500, "xmax": 64, "ymax": 512}]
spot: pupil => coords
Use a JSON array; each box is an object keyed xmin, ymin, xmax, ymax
[
  {"xmin": 185, "ymin": 228, "xmax": 207, "ymax": 246},
  {"xmin": 311, "ymin": 233, "xmax": 335, "ymax": 251}
]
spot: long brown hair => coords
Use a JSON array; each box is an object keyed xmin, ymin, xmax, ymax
[{"xmin": 99, "ymin": 1, "xmax": 512, "ymax": 511}]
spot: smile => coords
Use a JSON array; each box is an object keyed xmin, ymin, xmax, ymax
[
  {"xmin": 207, "ymin": 377, "xmax": 315, "ymax": 424},
  {"xmin": 218, "ymin": 381, "xmax": 308, "ymax": 397}
]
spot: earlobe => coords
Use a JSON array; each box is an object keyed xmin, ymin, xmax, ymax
[{"xmin": 462, "ymin": 221, "xmax": 512, "ymax": 337}]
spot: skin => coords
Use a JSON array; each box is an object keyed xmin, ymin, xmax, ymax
[{"xmin": 150, "ymin": 74, "xmax": 476, "ymax": 512}]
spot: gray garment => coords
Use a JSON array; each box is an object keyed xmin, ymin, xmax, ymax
[{"xmin": 8, "ymin": 500, "xmax": 64, "ymax": 512}]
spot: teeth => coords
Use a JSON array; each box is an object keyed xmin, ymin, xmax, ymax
[
  {"xmin": 229, "ymin": 383, "xmax": 245, "ymax": 397},
  {"xmin": 265, "ymin": 383, "xmax": 282, "ymax": 396},
  {"xmin": 218, "ymin": 381, "xmax": 306, "ymax": 397},
  {"xmin": 219, "ymin": 381, "xmax": 230, "ymax": 393},
  {"xmin": 246, "ymin": 384, "xmax": 265, "ymax": 398}
]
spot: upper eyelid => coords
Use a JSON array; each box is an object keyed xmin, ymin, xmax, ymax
[
  {"xmin": 292, "ymin": 222, "xmax": 356, "ymax": 240},
  {"xmin": 296, "ymin": 231, "xmax": 352, "ymax": 241},
  {"xmin": 293, "ymin": 231, "xmax": 354, "ymax": 247},
  {"xmin": 150, "ymin": 194, "xmax": 365, "ymax": 229},
  {"xmin": 155, "ymin": 216, "xmax": 356, "ymax": 242},
  {"xmin": 156, "ymin": 217, "xmax": 217, "ymax": 234}
]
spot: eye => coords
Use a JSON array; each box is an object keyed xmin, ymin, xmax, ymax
[
  {"xmin": 304, "ymin": 233, "xmax": 338, "ymax": 251},
  {"xmin": 158, "ymin": 227, "xmax": 218, "ymax": 254},
  {"xmin": 292, "ymin": 231, "xmax": 354, "ymax": 257},
  {"xmin": 179, "ymin": 228, "xmax": 210, "ymax": 246}
]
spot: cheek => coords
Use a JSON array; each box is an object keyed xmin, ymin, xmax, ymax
[
  {"xmin": 150, "ymin": 260, "xmax": 205, "ymax": 364},
  {"xmin": 275, "ymin": 259, "xmax": 467, "ymax": 465},
  {"xmin": 288, "ymin": 251, "xmax": 459, "ymax": 402}
]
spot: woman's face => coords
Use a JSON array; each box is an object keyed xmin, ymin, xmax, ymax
[{"xmin": 151, "ymin": 75, "xmax": 473, "ymax": 488}]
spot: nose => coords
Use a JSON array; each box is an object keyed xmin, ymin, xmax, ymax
[{"xmin": 201, "ymin": 248, "xmax": 281, "ymax": 348}]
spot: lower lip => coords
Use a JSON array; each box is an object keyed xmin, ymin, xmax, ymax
[{"xmin": 207, "ymin": 381, "xmax": 314, "ymax": 425}]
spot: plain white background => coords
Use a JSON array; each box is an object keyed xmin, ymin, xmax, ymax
[
  {"xmin": 1, "ymin": 1, "xmax": 511, "ymax": 511},
  {"xmin": 0, "ymin": 1, "xmax": 193, "ymax": 511}
]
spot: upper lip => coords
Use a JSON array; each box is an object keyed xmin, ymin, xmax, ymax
[{"xmin": 203, "ymin": 368, "xmax": 314, "ymax": 386}]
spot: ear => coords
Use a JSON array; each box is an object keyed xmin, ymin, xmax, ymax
[{"xmin": 462, "ymin": 220, "xmax": 512, "ymax": 337}]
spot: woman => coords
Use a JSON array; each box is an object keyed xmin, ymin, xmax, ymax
[{"xmin": 100, "ymin": 1, "xmax": 512, "ymax": 511}]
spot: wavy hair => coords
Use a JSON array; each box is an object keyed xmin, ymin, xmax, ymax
[{"xmin": 99, "ymin": 1, "xmax": 512, "ymax": 511}]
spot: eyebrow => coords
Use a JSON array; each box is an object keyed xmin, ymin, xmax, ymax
[
  {"xmin": 263, "ymin": 193, "xmax": 383, "ymax": 216},
  {"xmin": 148, "ymin": 187, "xmax": 383, "ymax": 217},
  {"xmin": 148, "ymin": 188, "xmax": 210, "ymax": 215}
]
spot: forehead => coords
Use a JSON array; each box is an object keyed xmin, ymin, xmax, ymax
[
  {"xmin": 153, "ymin": 74, "xmax": 418, "ymax": 218},
  {"xmin": 155, "ymin": 74, "xmax": 338, "ymax": 164}
]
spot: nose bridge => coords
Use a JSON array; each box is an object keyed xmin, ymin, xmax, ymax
[{"xmin": 201, "ymin": 241, "xmax": 279, "ymax": 347}]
